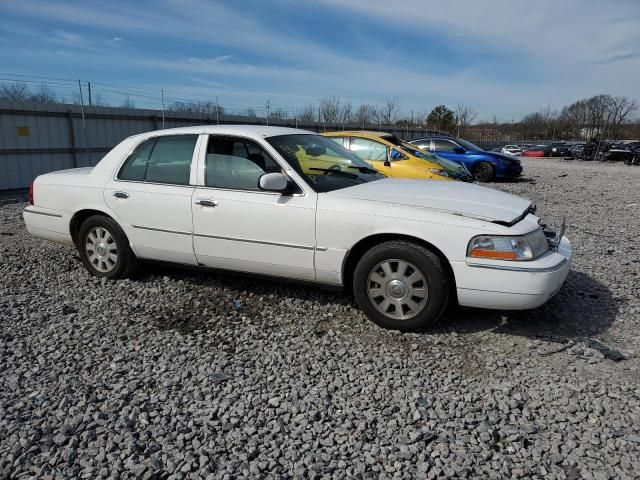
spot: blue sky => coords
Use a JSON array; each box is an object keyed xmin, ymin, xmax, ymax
[{"xmin": 1, "ymin": 0, "xmax": 639, "ymax": 120}]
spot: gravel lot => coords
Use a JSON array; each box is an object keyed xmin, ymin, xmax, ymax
[{"xmin": 1, "ymin": 157, "xmax": 639, "ymax": 479}]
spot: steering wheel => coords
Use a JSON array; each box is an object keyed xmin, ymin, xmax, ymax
[{"xmin": 323, "ymin": 164, "xmax": 343, "ymax": 175}]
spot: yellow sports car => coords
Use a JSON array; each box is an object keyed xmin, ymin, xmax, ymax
[{"xmin": 323, "ymin": 131, "xmax": 471, "ymax": 181}]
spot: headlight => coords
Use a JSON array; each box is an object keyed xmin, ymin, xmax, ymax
[
  {"xmin": 429, "ymin": 169, "xmax": 449, "ymax": 177},
  {"xmin": 467, "ymin": 229, "xmax": 549, "ymax": 261}
]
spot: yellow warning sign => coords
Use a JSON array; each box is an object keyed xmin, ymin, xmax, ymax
[{"xmin": 16, "ymin": 126, "xmax": 30, "ymax": 136}]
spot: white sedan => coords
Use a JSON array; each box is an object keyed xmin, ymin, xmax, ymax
[
  {"xmin": 501, "ymin": 145, "xmax": 523, "ymax": 156},
  {"xmin": 23, "ymin": 125, "xmax": 572, "ymax": 330}
]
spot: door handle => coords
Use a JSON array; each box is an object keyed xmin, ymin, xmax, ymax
[
  {"xmin": 113, "ymin": 191, "xmax": 129, "ymax": 199},
  {"xmin": 195, "ymin": 199, "xmax": 218, "ymax": 207}
]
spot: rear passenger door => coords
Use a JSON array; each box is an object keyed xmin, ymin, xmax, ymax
[{"xmin": 104, "ymin": 134, "xmax": 201, "ymax": 265}]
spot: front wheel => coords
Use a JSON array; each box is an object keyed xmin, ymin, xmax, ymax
[
  {"xmin": 353, "ymin": 241, "xmax": 450, "ymax": 331},
  {"xmin": 473, "ymin": 161, "xmax": 495, "ymax": 182},
  {"xmin": 78, "ymin": 215, "xmax": 137, "ymax": 279}
]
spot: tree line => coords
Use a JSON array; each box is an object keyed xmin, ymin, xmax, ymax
[{"xmin": 1, "ymin": 81, "xmax": 638, "ymax": 139}]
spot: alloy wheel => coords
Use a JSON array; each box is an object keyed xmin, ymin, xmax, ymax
[
  {"xmin": 84, "ymin": 226, "xmax": 118, "ymax": 273},
  {"xmin": 367, "ymin": 259, "xmax": 429, "ymax": 320}
]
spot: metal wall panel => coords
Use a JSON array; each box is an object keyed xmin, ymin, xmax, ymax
[{"xmin": 0, "ymin": 101, "xmax": 441, "ymax": 190}]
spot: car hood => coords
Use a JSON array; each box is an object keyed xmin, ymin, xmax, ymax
[
  {"xmin": 328, "ymin": 178, "xmax": 532, "ymax": 224},
  {"xmin": 481, "ymin": 151, "xmax": 520, "ymax": 163}
]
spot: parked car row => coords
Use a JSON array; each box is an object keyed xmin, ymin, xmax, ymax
[
  {"xmin": 322, "ymin": 131, "xmax": 522, "ymax": 183},
  {"xmin": 568, "ymin": 140, "xmax": 640, "ymax": 164},
  {"xmin": 518, "ymin": 143, "xmax": 573, "ymax": 158},
  {"xmin": 23, "ymin": 125, "xmax": 571, "ymax": 331}
]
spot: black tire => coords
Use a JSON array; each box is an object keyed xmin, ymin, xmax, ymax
[
  {"xmin": 473, "ymin": 161, "xmax": 495, "ymax": 182},
  {"xmin": 353, "ymin": 241, "xmax": 450, "ymax": 331},
  {"xmin": 77, "ymin": 215, "xmax": 137, "ymax": 279}
]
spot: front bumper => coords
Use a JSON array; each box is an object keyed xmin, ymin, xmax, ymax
[
  {"xmin": 500, "ymin": 162, "xmax": 523, "ymax": 178},
  {"xmin": 452, "ymin": 236, "xmax": 572, "ymax": 310}
]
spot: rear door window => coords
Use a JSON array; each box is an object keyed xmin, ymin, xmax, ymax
[
  {"xmin": 432, "ymin": 139, "xmax": 458, "ymax": 152},
  {"xmin": 119, "ymin": 135, "xmax": 197, "ymax": 185},
  {"xmin": 349, "ymin": 137, "xmax": 387, "ymax": 161}
]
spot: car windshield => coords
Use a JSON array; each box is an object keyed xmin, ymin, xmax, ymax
[
  {"xmin": 266, "ymin": 134, "xmax": 384, "ymax": 193},
  {"xmin": 455, "ymin": 138, "xmax": 483, "ymax": 151}
]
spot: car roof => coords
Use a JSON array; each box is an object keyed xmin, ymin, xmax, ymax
[
  {"xmin": 323, "ymin": 130, "xmax": 393, "ymax": 138},
  {"xmin": 129, "ymin": 124, "xmax": 315, "ymax": 142},
  {"xmin": 410, "ymin": 136, "xmax": 455, "ymax": 141}
]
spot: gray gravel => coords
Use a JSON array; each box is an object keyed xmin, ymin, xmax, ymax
[{"xmin": 1, "ymin": 157, "xmax": 639, "ymax": 479}]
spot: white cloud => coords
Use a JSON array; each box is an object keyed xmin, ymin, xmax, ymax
[{"xmin": 106, "ymin": 36, "xmax": 123, "ymax": 47}]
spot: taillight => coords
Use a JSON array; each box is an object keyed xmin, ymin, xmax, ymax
[{"xmin": 28, "ymin": 181, "xmax": 34, "ymax": 205}]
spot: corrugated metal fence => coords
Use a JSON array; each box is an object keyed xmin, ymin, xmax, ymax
[{"xmin": 1, "ymin": 101, "xmax": 455, "ymax": 191}]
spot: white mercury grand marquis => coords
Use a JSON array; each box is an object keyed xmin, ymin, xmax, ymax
[{"xmin": 23, "ymin": 125, "xmax": 572, "ymax": 330}]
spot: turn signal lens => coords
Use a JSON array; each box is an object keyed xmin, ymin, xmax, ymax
[{"xmin": 28, "ymin": 181, "xmax": 34, "ymax": 205}]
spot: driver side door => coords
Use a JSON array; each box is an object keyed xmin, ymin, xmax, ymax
[{"xmin": 191, "ymin": 135, "xmax": 317, "ymax": 280}]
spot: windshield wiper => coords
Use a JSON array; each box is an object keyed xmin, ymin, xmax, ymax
[
  {"xmin": 309, "ymin": 167, "xmax": 360, "ymax": 179},
  {"xmin": 345, "ymin": 165, "xmax": 380, "ymax": 174}
]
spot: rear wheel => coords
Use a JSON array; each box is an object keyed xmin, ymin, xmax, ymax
[
  {"xmin": 78, "ymin": 215, "xmax": 137, "ymax": 279},
  {"xmin": 473, "ymin": 161, "xmax": 495, "ymax": 182},
  {"xmin": 353, "ymin": 241, "xmax": 450, "ymax": 331}
]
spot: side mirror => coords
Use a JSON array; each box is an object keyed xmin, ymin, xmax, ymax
[
  {"xmin": 453, "ymin": 146, "xmax": 466, "ymax": 154},
  {"xmin": 258, "ymin": 172, "xmax": 288, "ymax": 192}
]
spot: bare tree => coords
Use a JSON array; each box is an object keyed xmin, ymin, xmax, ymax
[
  {"xmin": 320, "ymin": 96, "xmax": 341, "ymax": 124},
  {"xmin": 0, "ymin": 82, "xmax": 31, "ymax": 102},
  {"xmin": 585, "ymin": 94, "xmax": 610, "ymax": 139},
  {"xmin": 338, "ymin": 101, "xmax": 352, "ymax": 125},
  {"xmin": 28, "ymin": 85, "xmax": 57, "ymax": 104},
  {"xmin": 270, "ymin": 108, "xmax": 288, "ymax": 121},
  {"xmin": 560, "ymin": 99, "xmax": 588, "ymax": 139},
  {"xmin": 354, "ymin": 104, "xmax": 376, "ymax": 128},
  {"xmin": 379, "ymin": 96, "xmax": 400, "ymax": 125},
  {"xmin": 297, "ymin": 104, "xmax": 316, "ymax": 123},
  {"xmin": 170, "ymin": 101, "xmax": 224, "ymax": 116},
  {"xmin": 454, "ymin": 104, "xmax": 477, "ymax": 137},
  {"xmin": 606, "ymin": 96, "xmax": 638, "ymax": 138},
  {"xmin": 120, "ymin": 96, "xmax": 136, "ymax": 108},
  {"xmin": 91, "ymin": 92, "xmax": 109, "ymax": 107},
  {"xmin": 539, "ymin": 106, "xmax": 560, "ymax": 139}
]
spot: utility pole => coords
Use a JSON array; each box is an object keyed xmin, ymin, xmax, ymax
[
  {"xmin": 294, "ymin": 106, "xmax": 297, "ymax": 129},
  {"xmin": 266, "ymin": 99, "xmax": 271, "ymax": 126},
  {"xmin": 161, "ymin": 89, "xmax": 165, "ymax": 129},
  {"xmin": 77, "ymin": 80, "xmax": 86, "ymax": 128},
  {"xmin": 87, "ymin": 82, "xmax": 92, "ymax": 107},
  {"xmin": 215, "ymin": 96, "xmax": 220, "ymax": 124}
]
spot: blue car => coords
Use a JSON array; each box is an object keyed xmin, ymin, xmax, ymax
[{"xmin": 409, "ymin": 137, "xmax": 523, "ymax": 182}]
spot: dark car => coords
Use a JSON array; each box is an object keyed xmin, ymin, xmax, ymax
[
  {"xmin": 549, "ymin": 143, "xmax": 570, "ymax": 157},
  {"xmin": 409, "ymin": 137, "xmax": 523, "ymax": 182},
  {"xmin": 566, "ymin": 144, "xmax": 585, "ymax": 159}
]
